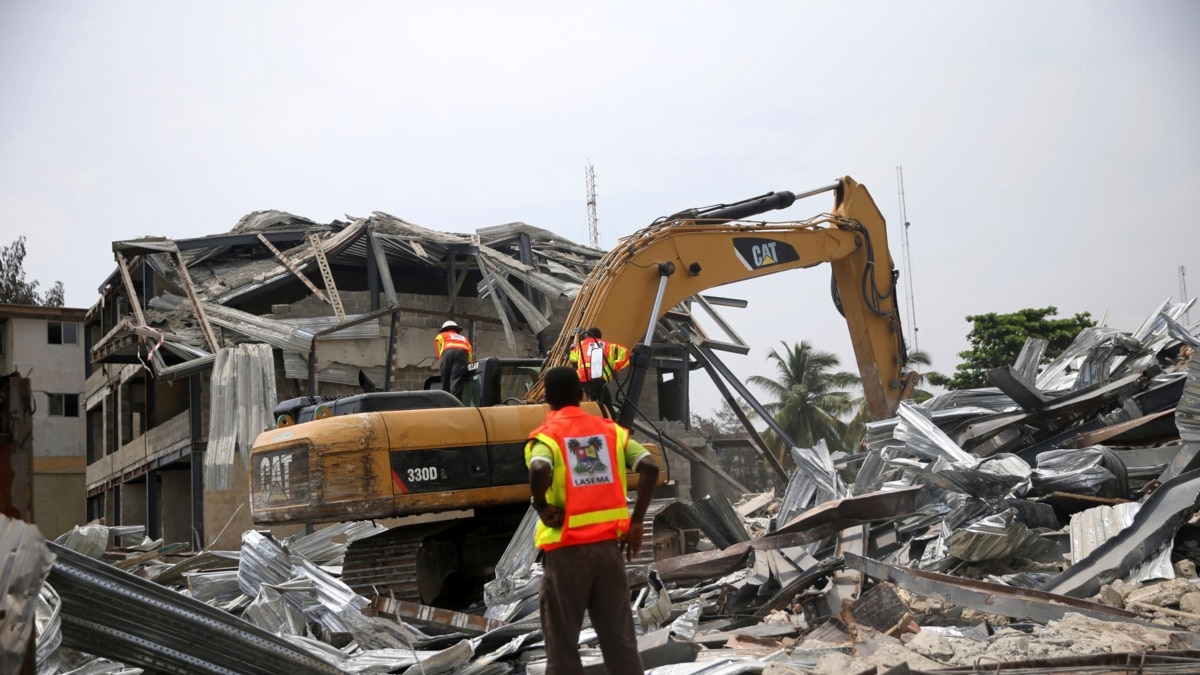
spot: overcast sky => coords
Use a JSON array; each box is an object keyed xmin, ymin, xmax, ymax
[{"xmin": 2, "ymin": 1, "xmax": 1197, "ymax": 415}]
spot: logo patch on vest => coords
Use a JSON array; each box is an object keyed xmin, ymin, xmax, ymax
[{"xmin": 565, "ymin": 434, "xmax": 617, "ymax": 487}]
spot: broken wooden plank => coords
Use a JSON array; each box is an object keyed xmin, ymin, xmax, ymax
[
  {"xmin": 736, "ymin": 489, "xmax": 776, "ymax": 518},
  {"xmin": 115, "ymin": 252, "xmax": 147, "ymax": 328}
]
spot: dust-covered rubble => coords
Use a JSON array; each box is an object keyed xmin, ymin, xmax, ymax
[{"xmin": 7, "ymin": 301, "xmax": 1200, "ymax": 673}]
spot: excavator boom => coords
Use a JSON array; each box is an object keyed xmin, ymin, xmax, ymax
[
  {"xmin": 248, "ymin": 174, "xmax": 915, "ymax": 606},
  {"xmin": 529, "ymin": 176, "xmax": 915, "ymax": 420}
]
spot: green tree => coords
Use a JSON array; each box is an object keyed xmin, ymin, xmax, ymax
[
  {"xmin": 691, "ymin": 398, "xmax": 749, "ymax": 436},
  {"xmin": 927, "ymin": 307, "xmax": 1094, "ymax": 390},
  {"xmin": 749, "ymin": 341, "xmax": 859, "ymax": 459},
  {"xmin": 842, "ymin": 348, "xmax": 934, "ymax": 449},
  {"xmin": 0, "ymin": 236, "xmax": 65, "ymax": 307}
]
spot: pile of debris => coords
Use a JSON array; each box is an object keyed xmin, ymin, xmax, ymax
[{"xmin": 8, "ymin": 300, "xmax": 1200, "ymax": 673}]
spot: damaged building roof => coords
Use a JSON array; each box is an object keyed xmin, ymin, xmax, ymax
[{"xmin": 88, "ymin": 210, "xmax": 607, "ymax": 377}]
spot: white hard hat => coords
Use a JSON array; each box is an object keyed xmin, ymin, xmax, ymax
[{"xmin": 441, "ymin": 320, "xmax": 460, "ymax": 330}]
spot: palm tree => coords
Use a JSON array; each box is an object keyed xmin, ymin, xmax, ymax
[
  {"xmin": 748, "ymin": 341, "xmax": 860, "ymax": 461},
  {"xmin": 841, "ymin": 348, "xmax": 935, "ymax": 450}
]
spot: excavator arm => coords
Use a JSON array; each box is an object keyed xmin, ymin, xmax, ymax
[
  {"xmin": 249, "ymin": 175, "xmax": 915, "ymax": 607},
  {"xmin": 527, "ymin": 176, "xmax": 917, "ymax": 421}
]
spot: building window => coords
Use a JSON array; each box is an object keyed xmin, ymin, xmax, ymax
[
  {"xmin": 48, "ymin": 393, "xmax": 80, "ymax": 417},
  {"xmin": 48, "ymin": 321, "xmax": 78, "ymax": 345}
]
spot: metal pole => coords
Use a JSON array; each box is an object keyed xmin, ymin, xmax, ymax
[
  {"xmin": 384, "ymin": 311, "xmax": 399, "ymax": 392},
  {"xmin": 690, "ymin": 346, "xmax": 789, "ymax": 483},
  {"xmin": 792, "ymin": 181, "xmax": 841, "ymax": 202},
  {"xmin": 643, "ymin": 262, "xmax": 676, "ymax": 345}
]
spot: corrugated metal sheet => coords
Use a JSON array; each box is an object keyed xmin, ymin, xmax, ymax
[
  {"xmin": 206, "ymin": 344, "xmax": 277, "ymax": 490},
  {"xmin": 288, "ymin": 521, "xmax": 388, "ymax": 566},
  {"xmin": 894, "ymin": 401, "xmax": 977, "ymax": 465},
  {"xmin": 0, "ymin": 515, "xmax": 55, "ymax": 675},
  {"xmin": 1179, "ymin": 352, "xmax": 1200, "ymax": 442},
  {"xmin": 46, "ymin": 542, "xmax": 343, "ymax": 675},
  {"xmin": 281, "ymin": 353, "xmax": 386, "ymax": 388},
  {"xmin": 1069, "ymin": 502, "xmax": 1174, "ymax": 584},
  {"xmin": 1014, "ymin": 337, "xmax": 1048, "ymax": 381},
  {"xmin": 278, "ymin": 315, "xmax": 381, "ymax": 340}
]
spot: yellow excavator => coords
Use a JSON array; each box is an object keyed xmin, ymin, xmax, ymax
[{"xmin": 249, "ymin": 176, "xmax": 916, "ymax": 606}]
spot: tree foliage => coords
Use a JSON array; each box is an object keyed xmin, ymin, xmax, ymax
[
  {"xmin": 749, "ymin": 340, "xmax": 859, "ymax": 458},
  {"xmin": 927, "ymin": 306, "xmax": 1094, "ymax": 390},
  {"xmin": 0, "ymin": 237, "xmax": 65, "ymax": 307},
  {"xmin": 842, "ymin": 349, "xmax": 934, "ymax": 449},
  {"xmin": 691, "ymin": 398, "xmax": 749, "ymax": 436}
]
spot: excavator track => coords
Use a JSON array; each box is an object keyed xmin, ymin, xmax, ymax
[
  {"xmin": 629, "ymin": 498, "xmax": 691, "ymax": 566},
  {"xmin": 343, "ymin": 522, "xmax": 450, "ymax": 602},
  {"xmin": 342, "ymin": 506, "xmax": 530, "ymax": 608}
]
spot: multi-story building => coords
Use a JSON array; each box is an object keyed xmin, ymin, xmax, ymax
[
  {"xmin": 83, "ymin": 212, "xmax": 619, "ymax": 550},
  {"xmin": 0, "ymin": 303, "xmax": 88, "ymax": 538}
]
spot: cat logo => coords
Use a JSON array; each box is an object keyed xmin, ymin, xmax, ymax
[{"xmin": 733, "ymin": 237, "xmax": 800, "ymax": 271}]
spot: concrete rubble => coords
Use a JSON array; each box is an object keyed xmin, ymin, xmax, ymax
[{"xmin": 10, "ymin": 300, "xmax": 1200, "ymax": 673}]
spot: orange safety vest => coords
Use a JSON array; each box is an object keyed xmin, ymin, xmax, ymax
[
  {"xmin": 434, "ymin": 331, "xmax": 473, "ymax": 360},
  {"xmin": 527, "ymin": 407, "xmax": 632, "ymax": 551},
  {"xmin": 571, "ymin": 337, "xmax": 629, "ymax": 383}
]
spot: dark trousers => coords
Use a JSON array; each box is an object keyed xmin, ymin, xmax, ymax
[
  {"xmin": 540, "ymin": 539, "xmax": 643, "ymax": 674},
  {"xmin": 583, "ymin": 380, "xmax": 615, "ymax": 418},
  {"xmin": 440, "ymin": 348, "xmax": 469, "ymax": 400}
]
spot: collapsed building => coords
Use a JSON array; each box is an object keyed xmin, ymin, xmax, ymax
[
  {"xmin": 79, "ymin": 211, "xmax": 637, "ymax": 550},
  {"xmin": 79, "ymin": 206, "xmax": 773, "ymax": 556},
  {"xmin": 10, "ymin": 298, "xmax": 1200, "ymax": 673}
]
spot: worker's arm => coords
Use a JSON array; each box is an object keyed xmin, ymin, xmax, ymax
[
  {"xmin": 527, "ymin": 441, "xmax": 564, "ymax": 528},
  {"xmin": 609, "ymin": 342, "xmax": 630, "ymax": 372},
  {"xmin": 620, "ymin": 439, "xmax": 660, "ymax": 561}
]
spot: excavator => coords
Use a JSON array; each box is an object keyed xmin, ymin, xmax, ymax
[{"xmin": 249, "ymin": 176, "xmax": 917, "ymax": 607}]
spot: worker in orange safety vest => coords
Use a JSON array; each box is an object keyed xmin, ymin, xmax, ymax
[
  {"xmin": 567, "ymin": 327, "xmax": 629, "ymax": 417},
  {"xmin": 526, "ymin": 366, "xmax": 659, "ymax": 674},
  {"xmin": 434, "ymin": 319, "xmax": 473, "ymax": 400}
]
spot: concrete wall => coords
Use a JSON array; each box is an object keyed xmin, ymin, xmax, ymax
[
  {"xmin": 120, "ymin": 481, "xmax": 147, "ymax": 533},
  {"xmin": 160, "ymin": 469, "xmax": 193, "ymax": 545},
  {"xmin": 34, "ymin": 471, "xmax": 85, "ymax": 539},
  {"xmin": 90, "ymin": 283, "xmax": 555, "ymax": 550},
  {"xmin": 270, "ymin": 290, "xmax": 541, "ymax": 395},
  {"xmin": 4, "ymin": 313, "xmax": 88, "ymax": 536},
  {"xmin": 8, "ymin": 316, "xmax": 86, "ymax": 458}
]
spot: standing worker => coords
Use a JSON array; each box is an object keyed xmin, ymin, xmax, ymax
[
  {"xmin": 567, "ymin": 327, "xmax": 629, "ymax": 416},
  {"xmin": 434, "ymin": 319, "xmax": 472, "ymax": 400},
  {"xmin": 526, "ymin": 366, "xmax": 659, "ymax": 674}
]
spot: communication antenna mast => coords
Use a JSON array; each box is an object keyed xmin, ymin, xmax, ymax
[
  {"xmin": 1182, "ymin": 266, "xmax": 1191, "ymax": 324},
  {"xmin": 897, "ymin": 166, "xmax": 919, "ymax": 351},
  {"xmin": 585, "ymin": 161, "xmax": 600, "ymax": 248}
]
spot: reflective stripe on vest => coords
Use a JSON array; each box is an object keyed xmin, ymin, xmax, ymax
[
  {"xmin": 435, "ymin": 331, "xmax": 472, "ymax": 359},
  {"xmin": 527, "ymin": 410, "xmax": 631, "ymax": 551},
  {"xmin": 576, "ymin": 337, "xmax": 612, "ymax": 382}
]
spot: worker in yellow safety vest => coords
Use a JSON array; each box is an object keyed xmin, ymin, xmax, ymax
[
  {"xmin": 434, "ymin": 319, "xmax": 473, "ymax": 400},
  {"xmin": 526, "ymin": 366, "xmax": 659, "ymax": 674},
  {"xmin": 567, "ymin": 327, "xmax": 629, "ymax": 417}
]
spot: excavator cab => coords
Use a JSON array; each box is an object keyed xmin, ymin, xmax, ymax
[{"xmin": 460, "ymin": 357, "xmax": 543, "ymax": 407}]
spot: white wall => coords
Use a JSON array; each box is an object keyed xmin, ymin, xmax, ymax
[{"xmin": 9, "ymin": 316, "xmax": 86, "ymax": 458}]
